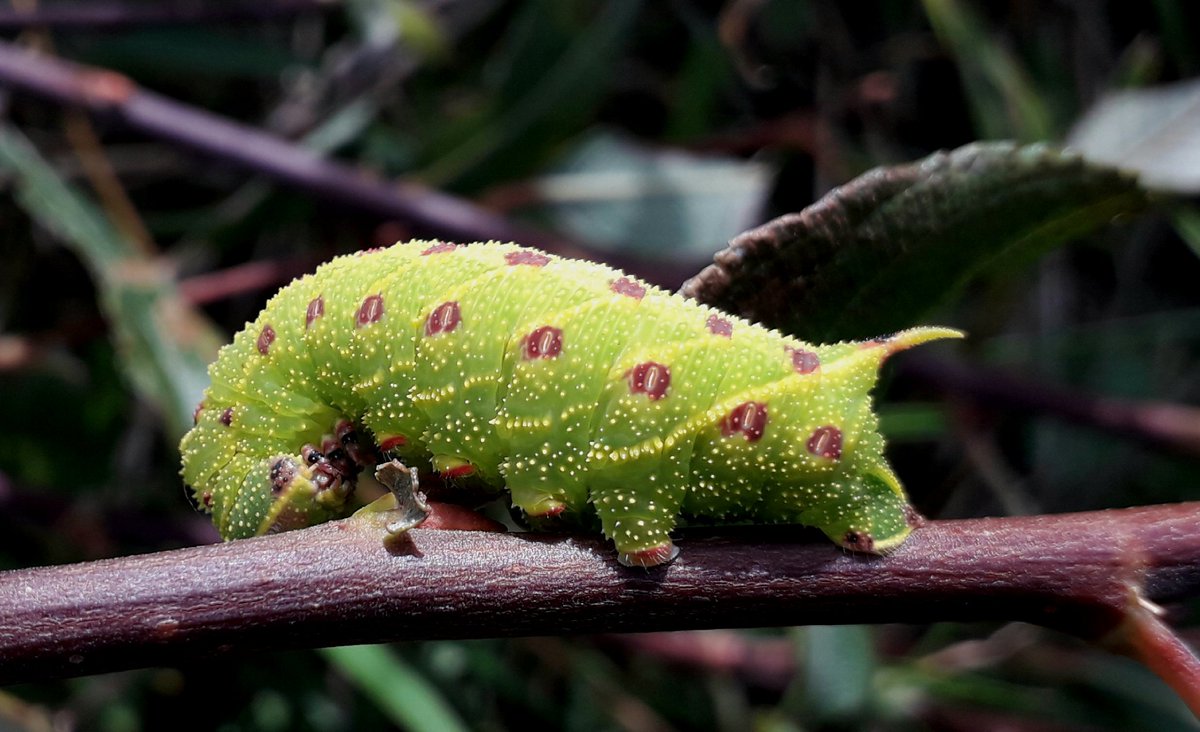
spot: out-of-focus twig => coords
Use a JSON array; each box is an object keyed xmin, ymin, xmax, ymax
[
  {"xmin": 522, "ymin": 638, "xmax": 674, "ymax": 732},
  {"xmin": 903, "ymin": 357, "xmax": 1200, "ymax": 458},
  {"xmin": 0, "ymin": 40, "xmax": 693, "ymax": 286},
  {"xmin": 62, "ymin": 110, "xmax": 156, "ymax": 255},
  {"xmin": 598, "ymin": 631, "xmax": 796, "ymax": 690},
  {"xmin": 176, "ymin": 254, "xmax": 328, "ymax": 306},
  {"xmin": 2, "ymin": 501, "xmax": 1200, "ymax": 716},
  {"xmin": 0, "ymin": 335, "xmax": 41, "ymax": 371},
  {"xmin": 1109, "ymin": 593, "xmax": 1200, "ymax": 718},
  {"xmin": 0, "ymin": 41, "xmax": 585, "ymax": 256},
  {"xmin": 0, "ymin": 1, "xmax": 337, "ymax": 30}
]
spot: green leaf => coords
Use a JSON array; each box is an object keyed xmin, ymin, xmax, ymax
[
  {"xmin": 680, "ymin": 141, "xmax": 1151, "ymax": 342},
  {"xmin": 0, "ymin": 123, "xmax": 221, "ymax": 437},
  {"xmin": 518, "ymin": 131, "xmax": 771, "ymax": 260},
  {"xmin": 419, "ymin": 0, "xmax": 641, "ymax": 191},
  {"xmin": 1068, "ymin": 77, "xmax": 1200, "ymax": 194},
  {"xmin": 797, "ymin": 626, "xmax": 876, "ymax": 722},
  {"xmin": 921, "ymin": 0, "xmax": 1055, "ymax": 140},
  {"xmin": 321, "ymin": 645, "xmax": 469, "ymax": 732},
  {"xmin": 1169, "ymin": 203, "xmax": 1200, "ymax": 259}
]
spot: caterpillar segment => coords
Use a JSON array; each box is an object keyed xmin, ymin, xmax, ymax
[{"xmin": 180, "ymin": 241, "xmax": 961, "ymax": 566}]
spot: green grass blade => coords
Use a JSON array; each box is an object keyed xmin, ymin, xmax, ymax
[
  {"xmin": 321, "ymin": 645, "xmax": 469, "ymax": 732},
  {"xmin": 922, "ymin": 0, "xmax": 1055, "ymax": 140},
  {"xmin": 0, "ymin": 123, "xmax": 221, "ymax": 437}
]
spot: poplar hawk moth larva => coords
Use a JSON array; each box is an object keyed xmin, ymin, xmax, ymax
[{"xmin": 180, "ymin": 241, "xmax": 961, "ymax": 566}]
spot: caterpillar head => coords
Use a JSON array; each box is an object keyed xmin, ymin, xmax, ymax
[
  {"xmin": 197, "ymin": 446, "xmax": 355, "ymax": 540},
  {"xmin": 266, "ymin": 446, "xmax": 358, "ymax": 529},
  {"xmin": 192, "ymin": 421, "xmax": 373, "ymax": 540}
]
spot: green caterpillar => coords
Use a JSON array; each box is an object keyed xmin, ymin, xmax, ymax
[{"xmin": 180, "ymin": 241, "xmax": 960, "ymax": 566}]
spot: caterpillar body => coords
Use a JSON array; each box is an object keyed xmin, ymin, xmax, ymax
[{"xmin": 180, "ymin": 241, "xmax": 960, "ymax": 566}]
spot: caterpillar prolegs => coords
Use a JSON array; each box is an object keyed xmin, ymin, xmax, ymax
[{"xmin": 180, "ymin": 241, "xmax": 960, "ymax": 566}]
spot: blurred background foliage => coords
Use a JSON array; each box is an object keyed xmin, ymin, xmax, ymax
[{"xmin": 2, "ymin": 0, "xmax": 1200, "ymax": 729}]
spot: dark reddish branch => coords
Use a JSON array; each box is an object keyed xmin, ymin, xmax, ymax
[
  {"xmin": 1114, "ymin": 599, "xmax": 1200, "ymax": 716},
  {"xmin": 0, "ymin": 2, "xmax": 335, "ymax": 29},
  {"xmin": 1, "ymin": 503, "xmax": 1199, "ymax": 688}
]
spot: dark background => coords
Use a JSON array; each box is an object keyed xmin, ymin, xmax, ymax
[{"xmin": 2, "ymin": 1, "xmax": 1200, "ymax": 729}]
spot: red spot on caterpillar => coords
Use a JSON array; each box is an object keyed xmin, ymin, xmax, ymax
[
  {"xmin": 706, "ymin": 315, "xmax": 733, "ymax": 337},
  {"xmin": 219, "ymin": 407, "xmax": 234, "ymax": 427},
  {"xmin": 378, "ymin": 435, "xmax": 407, "ymax": 452},
  {"xmin": 505, "ymin": 250, "xmax": 550, "ymax": 267},
  {"xmin": 787, "ymin": 347, "xmax": 820, "ymax": 374},
  {"xmin": 192, "ymin": 401, "xmax": 205, "ymax": 425},
  {"xmin": 425, "ymin": 301, "xmax": 461, "ymax": 335},
  {"xmin": 807, "ymin": 425, "xmax": 843, "ymax": 460},
  {"xmin": 626, "ymin": 362, "xmax": 671, "ymax": 400},
  {"xmin": 257, "ymin": 324, "xmax": 276, "ymax": 355},
  {"xmin": 422, "ymin": 242, "xmax": 458, "ymax": 256},
  {"xmin": 356, "ymin": 247, "xmax": 385, "ymax": 256},
  {"xmin": 522, "ymin": 326, "xmax": 564, "ymax": 360},
  {"xmin": 357, "ymin": 294, "xmax": 384, "ymax": 327},
  {"xmin": 201, "ymin": 491, "xmax": 213, "ymax": 508},
  {"xmin": 305, "ymin": 296, "xmax": 324, "ymax": 329},
  {"xmin": 721, "ymin": 402, "xmax": 768, "ymax": 442},
  {"xmin": 610, "ymin": 277, "xmax": 646, "ymax": 300}
]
